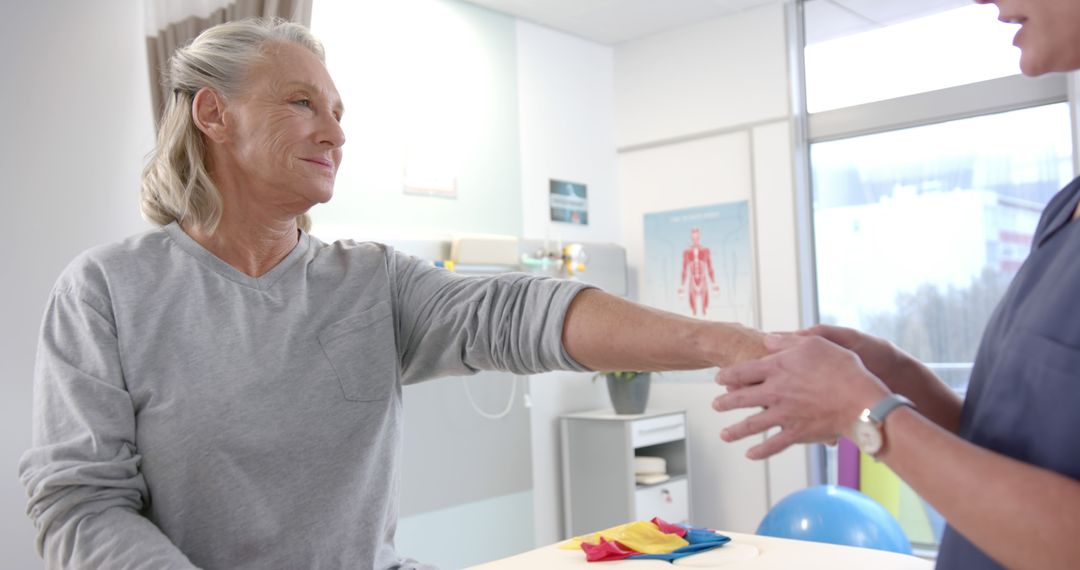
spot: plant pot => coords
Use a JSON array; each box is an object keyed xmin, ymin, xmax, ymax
[{"xmin": 606, "ymin": 373, "xmax": 651, "ymax": 415}]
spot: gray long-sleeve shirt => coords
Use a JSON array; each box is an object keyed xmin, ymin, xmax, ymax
[{"xmin": 18, "ymin": 222, "xmax": 591, "ymax": 569}]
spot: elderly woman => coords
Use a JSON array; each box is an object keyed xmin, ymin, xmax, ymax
[
  {"xmin": 18, "ymin": 18, "xmax": 763, "ymax": 570},
  {"xmin": 714, "ymin": 0, "xmax": 1080, "ymax": 568}
]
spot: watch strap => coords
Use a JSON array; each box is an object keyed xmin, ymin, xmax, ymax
[{"xmin": 868, "ymin": 394, "xmax": 915, "ymax": 425}]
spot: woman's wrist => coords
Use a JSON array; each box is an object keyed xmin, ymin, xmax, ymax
[{"xmin": 700, "ymin": 321, "xmax": 767, "ymax": 367}]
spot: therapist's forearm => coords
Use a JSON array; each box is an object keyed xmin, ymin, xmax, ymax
[
  {"xmin": 562, "ymin": 289, "xmax": 767, "ymax": 371},
  {"xmin": 887, "ymin": 356, "xmax": 964, "ymax": 433},
  {"xmin": 879, "ymin": 407, "xmax": 1080, "ymax": 569}
]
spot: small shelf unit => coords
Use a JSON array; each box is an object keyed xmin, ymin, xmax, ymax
[{"xmin": 560, "ymin": 409, "xmax": 691, "ymax": 537}]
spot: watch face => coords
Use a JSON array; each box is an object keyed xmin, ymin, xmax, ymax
[{"xmin": 852, "ymin": 420, "xmax": 882, "ymax": 456}]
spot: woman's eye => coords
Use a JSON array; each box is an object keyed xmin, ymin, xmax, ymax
[{"xmin": 293, "ymin": 99, "xmax": 312, "ymax": 108}]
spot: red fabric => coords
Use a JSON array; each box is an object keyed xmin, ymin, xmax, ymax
[
  {"xmin": 581, "ymin": 537, "xmax": 640, "ymax": 561},
  {"xmin": 650, "ymin": 517, "xmax": 687, "ymax": 538}
]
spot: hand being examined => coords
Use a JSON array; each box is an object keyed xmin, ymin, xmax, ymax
[{"xmin": 712, "ymin": 332, "xmax": 890, "ymax": 460}]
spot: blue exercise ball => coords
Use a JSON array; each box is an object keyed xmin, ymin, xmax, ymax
[{"xmin": 756, "ymin": 485, "xmax": 912, "ymax": 554}]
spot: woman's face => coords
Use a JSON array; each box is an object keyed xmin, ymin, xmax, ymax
[
  {"xmin": 978, "ymin": 0, "xmax": 1080, "ymax": 76},
  {"xmin": 219, "ymin": 42, "xmax": 345, "ymax": 213}
]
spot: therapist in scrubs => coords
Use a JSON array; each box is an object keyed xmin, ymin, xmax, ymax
[{"xmin": 713, "ymin": 0, "xmax": 1080, "ymax": 568}]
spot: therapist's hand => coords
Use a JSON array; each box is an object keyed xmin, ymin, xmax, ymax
[
  {"xmin": 712, "ymin": 333, "xmax": 890, "ymax": 460},
  {"xmin": 797, "ymin": 325, "xmax": 913, "ymax": 391}
]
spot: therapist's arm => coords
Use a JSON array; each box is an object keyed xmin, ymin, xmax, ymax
[
  {"xmin": 879, "ymin": 407, "xmax": 1080, "ymax": 569},
  {"xmin": 713, "ymin": 334, "xmax": 1080, "ymax": 570},
  {"xmin": 561, "ymin": 288, "xmax": 767, "ymax": 372}
]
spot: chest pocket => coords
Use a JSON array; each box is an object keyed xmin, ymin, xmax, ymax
[
  {"xmin": 973, "ymin": 327, "xmax": 1080, "ymax": 476},
  {"xmin": 318, "ymin": 301, "xmax": 399, "ymax": 401}
]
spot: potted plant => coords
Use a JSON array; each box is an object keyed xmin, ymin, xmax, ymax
[{"xmin": 593, "ymin": 371, "xmax": 652, "ymax": 415}]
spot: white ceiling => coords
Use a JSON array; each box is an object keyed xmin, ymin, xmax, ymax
[{"xmin": 458, "ymin": 0, "xmax": 973, "ymax": 46}]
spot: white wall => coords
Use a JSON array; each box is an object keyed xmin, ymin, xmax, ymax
[
  {"xmin": 311, "ymin": 0, "xmax": 524, "ymax": 240},
  {"xmin": 1, "ymin": 2, "xmax": 156, "ymax": 568},
  {"xmin": 514, "ymin": 20, "xmax": 622, "ymax": 546},
  {"xmin": 517, "ymin": 21, "xmax": 620, "ymax": 246},
  {"xmin": 614, "ymin": 2, "xmax": 809, "ymax": 534},
  {"xmin": 615, "ymin": 4, "xmax": 790, "ymax": 148}
]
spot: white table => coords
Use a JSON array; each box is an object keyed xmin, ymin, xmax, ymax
[{"xmin": 467, "ymin": 531, "xmax": 933, "ymax": 569}]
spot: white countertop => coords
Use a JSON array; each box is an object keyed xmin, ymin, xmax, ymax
[{"xmin": 467, "ymin": 531, "xmax": 933, "ymax": 569}]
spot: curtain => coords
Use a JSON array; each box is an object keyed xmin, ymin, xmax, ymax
[{"xmin": 144, "ymin": 0, "xmax": 313, "ymax": 127}]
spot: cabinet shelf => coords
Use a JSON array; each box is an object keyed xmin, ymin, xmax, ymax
[
  {"xmin": 635, "ymin": 473, "xmax": 688, "ymax": 490},
  {"xmin": 560, "ymin": 409, "xmax": 692, "ymax": 537}
]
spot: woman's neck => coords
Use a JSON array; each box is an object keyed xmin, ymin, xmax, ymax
[{"xmin": 182, "ymin": 215, "xmax": 299, "ymax": 278}]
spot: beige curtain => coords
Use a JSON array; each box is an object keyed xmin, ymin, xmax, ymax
[{"xmin": 145, "ymin": 0, "xmax": 313, "ymax": 128}]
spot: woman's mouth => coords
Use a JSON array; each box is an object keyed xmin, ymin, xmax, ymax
[{"xmin": 301, "ymin": 157, "xmax": 334, "ymax": 170}]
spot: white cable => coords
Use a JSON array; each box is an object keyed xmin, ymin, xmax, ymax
[{"xmin": 462, "ymin": 374, "xmax": 518, "ymax": 420}]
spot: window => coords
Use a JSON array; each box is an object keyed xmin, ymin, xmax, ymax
[
  {"xmin": 812, "ymin": 103, "xmax": 1073, "ymax": 391},
  {"xmin": 799, "ymin": 0, "xmax": 1075, "ymax": 553},
  {"xmin": 805, "ymin": 3, "xmax": 1019, "ymax": 113}
]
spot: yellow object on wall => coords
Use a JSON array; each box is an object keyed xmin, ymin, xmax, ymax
[
  {"xmin": 859, "ymin": 453, "xmax": 900, "ymax": 517},
  {"xmin": 859, "ymin": 453, "xmax": 936, "ymax": 546}
]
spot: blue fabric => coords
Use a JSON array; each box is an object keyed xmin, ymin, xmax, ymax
[
  {"xmin": 628, "ymin": 528, "xmax": 731, "ymax": 561},
  {"xmin": 936, "ymin": 177, "xmax": 1080, "ymax": 569}
]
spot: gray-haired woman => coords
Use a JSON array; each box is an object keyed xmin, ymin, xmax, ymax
[{"xmin": 19, "ymin": 18, "xmax": 765, "ymax": 570}]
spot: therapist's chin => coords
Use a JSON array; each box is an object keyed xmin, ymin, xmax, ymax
[{"xmin": 1016, "ymin": 49, "xmax": 1073, "ymax": 77}]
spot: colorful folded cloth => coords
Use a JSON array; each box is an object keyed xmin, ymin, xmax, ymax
[
  {"xmin": 561, "ymin": 517, "xmax": 731, "ymax": 562},
  {"xmin": 562, "ymin": 519, "xmax": 688, "ymax": 555}
]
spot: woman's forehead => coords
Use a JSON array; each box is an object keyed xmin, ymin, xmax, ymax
[{"xmin": 249, "ymin": 44, "xmax": 343, "ymax": 106}]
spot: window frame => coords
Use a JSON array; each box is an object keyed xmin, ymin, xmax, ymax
[{"xmin": 785, "ymin": 0, "xmax": 1080, "ymax": 491}]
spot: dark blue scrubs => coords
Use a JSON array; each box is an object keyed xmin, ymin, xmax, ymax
[{"xmin": 936, "ymin": 177, "xmax": 1080, "ymax": 568}]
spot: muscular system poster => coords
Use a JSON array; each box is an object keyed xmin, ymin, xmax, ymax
[{"xmin": 643, "ymin": 202, "xmax": 757, "ymax": 326}]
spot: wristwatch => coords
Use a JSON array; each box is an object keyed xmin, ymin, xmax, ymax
[{"xmin": 851, "ymin": 394, "xmax": 914, "ymax": 458}]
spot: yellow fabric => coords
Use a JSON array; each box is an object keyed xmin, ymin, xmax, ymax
[{"xmin": 559, "ymin": 521, "xmax": 689, "ymax": 554}]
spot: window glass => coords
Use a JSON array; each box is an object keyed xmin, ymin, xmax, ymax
[
  {"xmin": 812, "ymin": 103, "xmax": 1073, "ymax": 391},
  {"xmin": 804, "ymin": 3, "xmax": 1020, "ymax": 113},
  {"xmin": 812, "ymin": 103, "xmax": 1073, "ymax": 551}
]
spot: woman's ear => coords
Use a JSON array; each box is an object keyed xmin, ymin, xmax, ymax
[{"xmin": 191, "ymin": 87, "xmax": 229, "ymax": 143}]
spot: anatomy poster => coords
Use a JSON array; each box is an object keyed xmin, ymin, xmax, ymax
[{"xmin": 643, "ymin": 202, "xmax": 757, "ymax": 326}]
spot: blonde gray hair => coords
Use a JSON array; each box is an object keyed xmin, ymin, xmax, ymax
[{"xmin": 141, "ymin": 18, "xmax": 325, "ymax": 234}]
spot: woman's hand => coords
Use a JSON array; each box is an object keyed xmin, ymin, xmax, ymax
[{"xmin": 712, "ymin": 333, "xmax": 890, "ymax": 460}]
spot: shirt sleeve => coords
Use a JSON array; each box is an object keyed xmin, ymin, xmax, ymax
[
  {"xmin": 17, "ymin": 286, "xmax": 199, "ymax": 569},
  {"xmin": 388, "ymin": 249, "xmax": 595, "ymax": 384}
]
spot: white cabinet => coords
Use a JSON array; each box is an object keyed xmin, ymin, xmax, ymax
[
  {"xmin": 560, "ymin": 409, "xmax": 691, "ymax": 538},
  {"xmin": 634, "ymin": 477, "xmax": 689, "ymax": 523}
]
